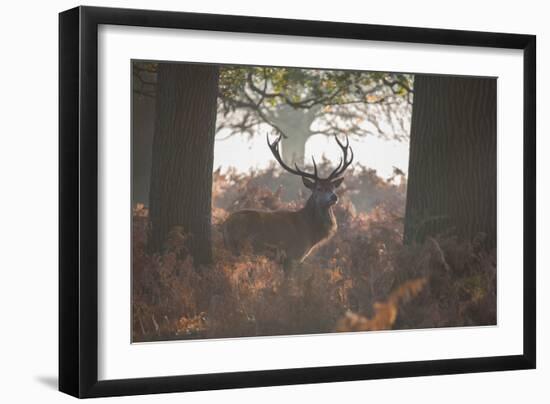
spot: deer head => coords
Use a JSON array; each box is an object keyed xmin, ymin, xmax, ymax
[
  {"xmin": 223, "ymin": 134, "xmax": 354, "ymax": 266},
  {"xmin": 267, "ymin": 133, "xmax": 354, "ymax": 211}
]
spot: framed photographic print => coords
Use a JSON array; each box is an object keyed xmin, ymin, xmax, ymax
[{"xmin": 59, "ymin": 6, "xmax": 536, "ymax": 398}]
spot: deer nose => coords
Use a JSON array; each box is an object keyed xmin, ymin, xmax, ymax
[{"xmin": 330, "ymin": 194, "xmax": 338, "ymax": 204}]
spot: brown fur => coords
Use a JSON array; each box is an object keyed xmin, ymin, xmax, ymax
[
  {"xmin": 224, "ymin": 133, "xmax": 352, "ymax": 268},
  {"xmin": 223, "ymin": 196, "xmax": 337, "ymax": 265}
]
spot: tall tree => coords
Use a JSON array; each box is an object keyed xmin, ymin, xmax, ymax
[
  {"xmin": 217, "ymin": 67, "xmax": 413, "ymax": 165},
  {"xmin": 148, "ymin": 63, "xmax": 219, "ymax": 265},
  {"xmin": 404, "ymin": 75, "xmax": 496, "ymax": 248},
  {"xmin": 134, "ymin": 63, "xmax": 413, "ymax": 167}
]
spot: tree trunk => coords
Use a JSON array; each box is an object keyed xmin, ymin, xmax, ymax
[
  {"xmin": 267, "ymin": 104, "xmax": 320, "ymax": 165},
  {"xmin": 404, "ymin": 75, "xmax": 496, "ymax": 248},
  {"xmin": 281, "ymin": 132, "xmax": 308, "ymax": 166},
  {"xmin": 132, "ymin": 87, "xmax": 155, "ymax": 206},
  {"xmin": 148, "ymin": 63, "xmax": 219, "ymax": 265}
]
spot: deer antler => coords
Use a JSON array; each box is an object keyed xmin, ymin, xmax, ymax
[
  {"xmin": 267, "ymin": 133, "xmax": 320, "ymax": 181},
  {"xmin": 327, "ymin": 135, "xmax": 354, "ymax": 180},
  {"xmin": 267, "ymin": 133, "xmax": 353, "ymax": 181}
]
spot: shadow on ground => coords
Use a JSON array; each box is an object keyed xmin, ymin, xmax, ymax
[{"xmin": 35, "ymin": 375, "xmax": 58, "ymax": 390}]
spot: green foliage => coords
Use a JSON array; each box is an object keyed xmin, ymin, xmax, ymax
[
  {"xmin": 217, "ymin": 65, "xmax": 413, "ymax": 142},
  {"xmin": 218, "ymin": 65, "xmax": 413, "ymax": 110},
  {"xmin": 132, "ymin": 61, "xmax": 414, "ymax": 142}
]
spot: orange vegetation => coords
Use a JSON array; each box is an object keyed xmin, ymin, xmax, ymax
[{"xmin": 132, "ymin": 163, "xmax": 496, "ymax": 342}]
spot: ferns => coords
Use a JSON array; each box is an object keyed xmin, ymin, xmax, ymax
[{"xmin": 132, "ymin": 166, "xmax": 496, "ymax": 342}]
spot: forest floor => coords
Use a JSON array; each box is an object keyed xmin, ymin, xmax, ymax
[{"xmin": 132, "ymin": 164, "xmax": 496, "ymax": 342}]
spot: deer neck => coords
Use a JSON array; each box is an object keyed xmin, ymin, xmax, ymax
[{"xmin": 301, "ymin": 196, "xmax": 337, "ymax": 242}]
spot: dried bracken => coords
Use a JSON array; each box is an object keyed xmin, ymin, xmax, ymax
[
  {"xmin": 132, "ymin": 165, "xmax": 496, "ymax": 342},
  {"xmin": 334, "ymin": 278, "xmax": 427, "ymax": 332}
]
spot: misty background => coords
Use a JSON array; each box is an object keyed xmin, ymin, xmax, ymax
[{"xmin": 132, "ymin": 63, "xmax": 412, "ymax": 206}]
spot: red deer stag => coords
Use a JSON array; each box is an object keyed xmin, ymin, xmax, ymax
[{"xmin": 223, "ymin": 133, "xmax": 353, "ymax": 269}]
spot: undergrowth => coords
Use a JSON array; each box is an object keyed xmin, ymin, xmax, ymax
[{"xmin": 132, "ymin": 164, "xmax": 496, "ymax": 342}]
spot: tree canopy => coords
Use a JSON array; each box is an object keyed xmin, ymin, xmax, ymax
[
  {"xmin": 133, "ymin": 62, "xmax": 413, "ymax": 164},
  {"xmin": 217, "ymin": 66, "xmax": 413, "ymax": 141}
]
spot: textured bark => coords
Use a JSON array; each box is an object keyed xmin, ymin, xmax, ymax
[
  {"xmin": 148, "ymin": 63, "xmax": 219, "ymax": 264},
  {"xmin": 404, "ymin": 75, "xmax": 496, "ymax": 248},
  {"xmin": 132, "ymin": 89, "xmax": 155, "ymax": 206}
]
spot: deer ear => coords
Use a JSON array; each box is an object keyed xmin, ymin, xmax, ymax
[
  {"xmin": 302, "ymin": 177, "xmax": 315, "ymax": 189},
  {"xmin": 331, "ymin": 176, "xmax": 345, "ymax": 188}
]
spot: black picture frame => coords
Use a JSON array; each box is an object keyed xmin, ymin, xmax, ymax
[{"xmin": 59, "ymin": 5, "xmax": 536, "ymax": 398}]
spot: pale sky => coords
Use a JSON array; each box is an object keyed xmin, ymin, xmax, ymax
[{"xmin": 213, "ymin": 129, "xmax": 410, "ymax": 179}]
